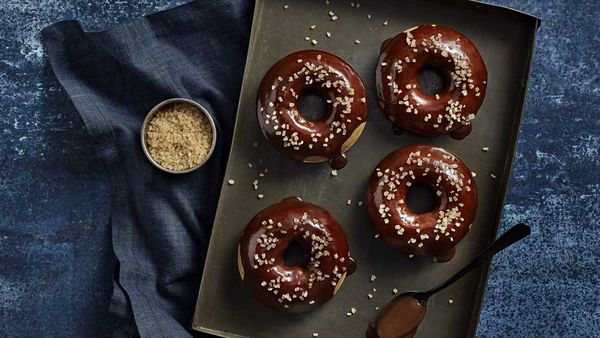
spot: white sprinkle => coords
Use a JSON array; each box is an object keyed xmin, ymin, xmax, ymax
[
  {"xmin": 490, "ymin": 173, "xmax": 497, "ymax": 179},
  {"xmin": 360, "ymin": 97, "xmax": 367, "ymax": 103},
  {"xmin": 305, "ymin": 36, "xmax": 311, "ymax": 41},
  {"xmin": 448, "ymin": 299, "xmax": 454, "ymax": 304},
  {"xmin": 357, "ymin": 201, "xmax": 363, "ymax": 206},
  {"xmin": 370, "ymin": 274, "xmax": 376, "ymax": 282},
  {"xmin": 408, "ymin": 254, "xmax": 414, "ymax": 259},
  {"xmin": 313, "ymin": 333, "xmax": 319, "ymax": 337},
  {"xmin": 227, "ymin": 179, "xmax": 235, "ymax": 185},
  {"xmin": 310, "ymin": 25, "xmax": 316, "ymax": 30},
  {"xmin": 258, "ymin": 193, "xmax": 264, "ymax": 199},
  {"xmin": 383, "ymin": 20, "xmax": 389, "ymax": 26},
  {"xmin": 367, "ymin": 293, "xmax": 373, "ymax": 299},
  {"xmin": 326, "ymin": 32, "xmax": 332, "ymax": 38},
  {"xmin": 283, "ymin": 4, "xmax": 289, "ymax": 10},
  {"xmin": 351, "ymin": 307, "xmax": 357, "ymax": 314},
  {"xmin": 355, "ymin": 39, "xmax": 361, "ymax": 45},
  {"xmin": 367, "ymin": 14, "xmax": 372, "ymax": 19},
  {"xmin": 331, "ymin": 170, "xmax": 338, "ymax": 176},
  {"xmin": 392, "ymin": 288, "xmax": 398, "ymax": 294},
  {"xmin": 311, "ymin": 39, "xmax": 318, "ymax": 46},
  {"xmin": 374, "ymin": 233, "xmax": 380, "ymax": 239},
  {"xmin": 248, "ymin": 162, "xmax": 253, "ymax": 168},
  {"xmin": 347, "ymin": 199, "xmax": 352, "ymax": 205},
  {"xmin": 482, "ymin": 146, "xmax": 490, "ymax": 152}
]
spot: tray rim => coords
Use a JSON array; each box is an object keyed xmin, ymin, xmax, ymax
[
  {"xmin": 464, "ymin": 11, "xmax": 541, "ymax": 338},
  {"xmin": 193, "ymin": 0, "xmax": 542, "ymax": 336}
]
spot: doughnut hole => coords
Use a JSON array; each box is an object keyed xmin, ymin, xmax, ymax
[
  {"xmin": 406, "ymin": 182, "xmax": 439, "ymax": 214},
  {"xmin": 283, "ymin": 240, "xmax": 309, "ymax": 267},
  {"xmin": 297, "ymin": 88, "xmax": 329, "ymax": 122},
  {"xmin": 417, "ymin": 66, "xmax": 450, "ymax": 96}
]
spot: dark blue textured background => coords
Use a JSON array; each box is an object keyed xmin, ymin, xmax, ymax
[{"xmin": 0, "ymin": 0, "xmax": 598, "ymax": 337}]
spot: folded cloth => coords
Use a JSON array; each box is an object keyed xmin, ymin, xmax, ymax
[{"xmin": 42, "ymin": 1, "xmax": 253, "ymax": 336}]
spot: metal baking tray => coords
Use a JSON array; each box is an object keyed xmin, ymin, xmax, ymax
[{"xmin": 193, "ymin": 0, "xmax": 539, "ymax": 337}]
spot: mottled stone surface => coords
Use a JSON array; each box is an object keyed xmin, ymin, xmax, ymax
[{"xmin": 0, "ymin": 0, "xmax": 598, "ymax": 337}]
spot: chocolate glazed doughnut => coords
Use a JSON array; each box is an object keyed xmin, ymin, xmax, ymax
[
  {"xmin": 257, "ymin": 50, "xmax": 368, "ymax": 169},
  {"xmin": 376, "ymin": 24, "xmax": 487, "ymax": 139},
  {"xmin": 238, "ymin": 197, "xmax": 356, "ymax": 312},
  {"xmin": 366, "ymin": 145, "xmax": 477, "ymax": 262}
]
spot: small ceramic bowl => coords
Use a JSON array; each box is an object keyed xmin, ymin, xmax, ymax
[{"xmin": 141, "ymin": 98, "xmax": 217, "ymax": 174}]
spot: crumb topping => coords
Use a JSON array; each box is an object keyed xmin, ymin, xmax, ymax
[
  {"xmin": 252, "ymin": 215, "xmax": 349, "ymax": 306},
  {"xmin": 261, "ymin": 54, "xmax": 364, "ymax": 154},
  {"xmin": 373, "ymin": 150, "xmax": 473, "ymax": 248},
  {"xmin": 381, "ymin": 26, "xmax": 485, "ymax": 132}
]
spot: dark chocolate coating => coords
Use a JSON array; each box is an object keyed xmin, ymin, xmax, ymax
[
  {"xmin": 239, "ymin": 197, "xmax": 356, "ymax": 312},
  {"xmin": 257, "ymin": 50, "xmax": 368, "ymax": 169},
  {"xmin": 376, "ymin": 25, "xmax": 487, "ymax": 138},
  {"xmin": 366, "ymin": 145, "xmax": 477, "ymax": 261},
  {"xmin": 366, "ymin": 296, "xmax": 427, "ymax": 338}
]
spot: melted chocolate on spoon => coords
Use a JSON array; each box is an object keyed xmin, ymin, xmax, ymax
[
  {"xmin": 366, "ymin": 296, "xmax": 427, "ymax": 338},
  {"xmin": 366, "ymin": 223, "xmax": 531, "ymax": 338}
]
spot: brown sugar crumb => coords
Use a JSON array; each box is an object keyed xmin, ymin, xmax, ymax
[{"xmin": 145, "ymin": 103, "xmax": 213, "ymax": 171}]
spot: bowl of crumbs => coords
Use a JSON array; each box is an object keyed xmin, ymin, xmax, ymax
[{"xmin": 141, "ymin": 98, "xmax": 217, "ymax": 174}]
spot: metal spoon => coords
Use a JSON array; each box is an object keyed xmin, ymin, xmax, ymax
[{"xmin": 368, "ymin": 223, "xmax": 531, "ymax": 338}]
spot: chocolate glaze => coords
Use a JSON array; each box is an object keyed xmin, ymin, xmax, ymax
[
  {"xmin": 376, "ymin": 24, "xmax": 487, "ymax": 138},
  {"xmin": 449, "ymin": 124, "xmax": 472, "ymax": 140},
  {"xmin": 366, "ymin": 144, "xmax": 477, "ymax": 261},
  {"xmin": 366, "ymin": 296, "xmax": 427, "ymax": 338},
  {"xmin": 329, "ymin": 153, "xmax": 348, "ymax": 170},
  {"xmin": 257, "ymin": 50, "xmax": 368, "ymax": 169},
  {"xmin": 239, "ymin": 197, "xmax": 355, "ymax": 312}
]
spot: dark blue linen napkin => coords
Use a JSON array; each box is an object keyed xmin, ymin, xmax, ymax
[{"xmin": 41, "ymin": 1, "xmax": 253, "ymax": 336}]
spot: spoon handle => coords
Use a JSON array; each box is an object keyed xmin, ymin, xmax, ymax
[{"xmin": 422, "ymin": 223, "xmax": 531, "ymax": 300}]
